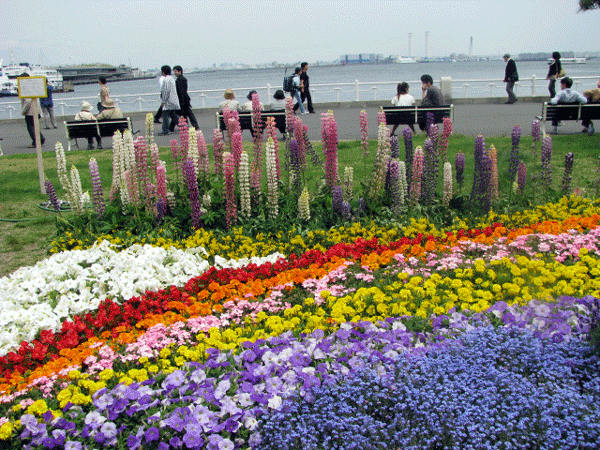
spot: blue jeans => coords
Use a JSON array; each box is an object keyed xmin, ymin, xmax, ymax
[
  {"xmin": 162, "ymin": 109, "xmax": 179, "ymax": 134},
  {"xmin": 293, "ymin": 90, "xmax": 306, "ymax": 113}
]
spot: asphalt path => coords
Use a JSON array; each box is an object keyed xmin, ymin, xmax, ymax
[{"xmin": 0, "ymin": 101, "xmax": 589, "ymax": 157}]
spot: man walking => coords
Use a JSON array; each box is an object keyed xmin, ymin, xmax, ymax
[
  {"xmin": 173, "ymin": 65, "xmax": 199, "ymax": 130},
  {"xmin": 293, "ymin": 62, "xmax": 315, "ymax": 114},
  {"xmin": 503, "ymin": 53, "xmax": 518, "ymax": 104},
  {"xmin": 158, "ymin": 65, "xmax": 180, "ymax": 135}
]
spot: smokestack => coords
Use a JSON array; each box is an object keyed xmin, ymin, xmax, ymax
[
  {"xmin": 408, "ymin": 33, "xmax": 412, "ymax": 58},
  {"xmin": 425, "ymin": 31, "xmax": 429, "ymax": 58}
]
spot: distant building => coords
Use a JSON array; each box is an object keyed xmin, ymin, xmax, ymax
[{"xmin": 340, "ymin": 54, "xmax": 385, "ymax": 65}]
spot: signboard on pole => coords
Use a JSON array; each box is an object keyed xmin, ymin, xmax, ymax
[{"xmin": 18, "ymin": 76, "xmax": 48, "ymax": 194}]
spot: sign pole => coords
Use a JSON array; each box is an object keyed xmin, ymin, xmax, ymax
[
  {"xmin": 18, "ymin": 76, "xmax": 48, "ymax": 194},
  {"xmin": 32, "ymin": 100, "xmax": 46, "ymax": 194}
]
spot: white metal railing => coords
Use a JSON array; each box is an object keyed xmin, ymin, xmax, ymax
[{"xmin": 1, "ymin": 76, "xmax": 598, "ymax": 120}]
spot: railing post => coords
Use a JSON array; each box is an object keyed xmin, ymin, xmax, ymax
[
  {"xmin": 266, "ymin": 84, "xmax": 272, "ymax": 102},
  {"xmin": 335, "ymin": 88, "xmax": 342, "ymax": 102},
  {"xmin": 531, "ymin": 75, "xmax": 536, "ymax": 97},
  {"xmin": 200, "ymin": 94, "xmax": 206, "ymax": 108},
  {"xmin": 354, "ymin": 80, "xmax": 359, "ymax": 102},
  {"xmin": 136, "ymin": 97, "xmax": 143, "ymax": 112}
]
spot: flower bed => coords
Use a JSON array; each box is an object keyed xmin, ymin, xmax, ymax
[{"xmin": 0, "ymin": 198, "xmax": 599, "ymax": 448}]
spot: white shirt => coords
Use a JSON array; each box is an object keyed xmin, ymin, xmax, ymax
[{"xmin": 392, "ymin": 93, "xmax": 415, "ymax": 107}]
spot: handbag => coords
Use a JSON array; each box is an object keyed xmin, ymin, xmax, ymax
[{"xmin": 558, "ymin": 68, "xmax": 566, "ymax": 78}]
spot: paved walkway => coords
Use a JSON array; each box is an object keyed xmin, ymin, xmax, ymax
[{"xmin": 0, "ymin": 101, "xmax": 588, "ymax": 156}]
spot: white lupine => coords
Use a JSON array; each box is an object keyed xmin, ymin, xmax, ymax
[
  {"xmin": 398, "ymin": 161, "xmax": 407, "ymax": 205},
  {"xmin": 239, "ymin": 151, "xmax": 251, "ymax": 219},
  {"xmin": 343, "ymin": 166, "xmax": 354, "ymax": 202},
  {"xmin": 443, "ymin": 161, "xmax": 453, "ymax": 206},
  {"xmin": 298, "ymin": 187, "xmax": 310, "ymax": 221},
  {"xmin": 0, "ymin": 241, "xmax": 284, "ymax": 357},
  {"xmin": 188, "ymin": 127, "xmax": 199, "ymax": 177},
  {"xmin": 110, "ymin": 130, "xmax": 124, "ymax": 198},
  {"xmin": 70, "ymin": 165, "xmax": 84, "ymax": 213}
]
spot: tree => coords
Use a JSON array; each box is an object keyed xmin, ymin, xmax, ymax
[{"xmin": 579, "ymin": 0, "xmax": 600, "ymax": 10}]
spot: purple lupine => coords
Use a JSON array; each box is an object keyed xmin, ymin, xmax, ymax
[
  {"xmin": 541, "ymin": 135, "xmax": 553, "ymax": 193},
  {"xmin": 455, "ymin": 152, "xmax": 465, "ymax": 192},
  {"xmin": 508, "ymin": 125, "xmax": 521, "ymax": 183},
  {"xmin": 134, "ymin": 136, "xmax": 152, "ymax": 209},
  {"xmin": 426, "ymin": 111, "xmax": 435, "ymax": 134},
  {"xmin": 360, "ymin": 110, "xmax": 369, "ymax": 159},
  {"xmin": 517, "ymin": 161, "xmax": 527, "ymax": 194},
  {"xmin": 386, "ymin": 158, "xmax": 401, "ymax": 213},
  {"xmin": 223, "ymin": 152, "xmax": 237, "ymax": 229},
  {"xmin": 88, "ymin": 158, "xmax": 106, "ymax": 217},
  {"xmin": 341, "ymin": 201, "xmax": 351, "ymax": 221},
  {"xmin": 44, "ymin": 180, "xmax": 60, "ymax": 211},
  {"xmin": 390, "ymin": 135, "xmax": 400, "ymax": 159},
  {"xmin": 293, "ymin": 119, "xmax": 306, "ymax": 167},
  {"xmin": 531, "ymin": 119, "xmax": 541, "ymax": 143},
  {"xmin": 421, "ymin": 136, "xmax": 439, "ymax": 205},
  {"xmin": 183, "ymin": 158, "xmax": 202, "ymax": 229},
  {"xmin": 403, "ymin": 126, "xmax": 414, "ymax": 184},
  {"xmin": 470, "ymin": 134, "xmax": 486, "ymax": 205},
  {"xmin": 562, "ymin": 152, "xmax": 574, "ymax": 195},
  {"xmin": 213, "ymin": 128, "xmax": 224, "ymax": 177},
  {"xmin": 332, "ymin": 185, "xmax": 343, "ymax": 215}
]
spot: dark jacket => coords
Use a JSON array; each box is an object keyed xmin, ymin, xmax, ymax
[
  {"xmin": 421, "ymin": 85, "xmax": 444, "ymax": 106},
  {"xmin": 175, "ymin": 75, "xmax": 191, "ymax": 110},
  {"xmin": 504, "ymin": 59, "xmax": 518, "ymax": 82}
]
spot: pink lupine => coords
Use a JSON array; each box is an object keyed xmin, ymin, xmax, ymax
[
  {"xmin": 231, "ymin": 130, "xmax": 243, "ymax": 170},
  {"xmin": 360, "ymin": 110, "xmax": 369, "ymax": 159},
  {"xmin": 178, "ymin": 117, "xmax": 189, "ymax": 157},
  {"xmin": 197, "ymin": 130, "xmax": 209, "ymax": 183},
  {"xmin": 517, "ymin": 160, "xmax": 527, "ymax": 194},
  {"xmin": 322, "ymin": 112, "xmax": 339, "ymax": 188},
  {"xmin": 377, "ymin": 108, "xmax": 386, "ymax": 126},
  {"xmin": 285, "ymin": 97, "xmax": 295, "ymax": 132},
  {"xmin": 265, "ymin": 116, "xmax": 281, "ymax": 179},
  {"xmin": 293, "ymin": 118, "xmax": 306, "ymax": 167},
  {"xmin": 223, "ymin": 151, "xmax": 237, "ymax": 229},
  {"xmin": 183, "ymin": 158, "xmax": 202, "ymax": 230},
  {"xmin": 266, "ymin": 137, "xmax": 279, "ymax": 220},
  {"xmin": 440, "ymin": 117, "xmax": 453, "ymax": 162},
  {"xmin": 156, "ymin": 163, "xmax": 168, "ymax": 216},
  {"xmin": 409, "ymin": 146, "xmax": 424, "ymax": 204},
  {"xmin": 213, "ymin": 128, "xmax": 225, "ymax": 177},
  {"xmin": 251, "ymin": 93, "xmax": 264, "ymax": 192}
]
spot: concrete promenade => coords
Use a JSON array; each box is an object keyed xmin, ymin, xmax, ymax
[{"xmin": 0, "ymin": 98, "xmax": 588, "ymax": 157}]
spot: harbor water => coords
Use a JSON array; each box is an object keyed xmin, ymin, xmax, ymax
[{"xmin": 1, "ymin": 60, "xmax": 598, "ymax": 119}]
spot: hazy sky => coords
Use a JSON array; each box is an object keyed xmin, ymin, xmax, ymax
[{"xmin": 1, "ymin": 0, "xmax": 598, "ymax": 69}]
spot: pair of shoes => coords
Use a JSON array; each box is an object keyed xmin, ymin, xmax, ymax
[
  {"xmin": 504, "ymin": 101, "xmax": 515, "ymax": 104},
  {"xmin": 87, "ymin": 145, "xmax": 94, "ymax": 150},
  {"xmin": 154, "ymin": 120, "xmax": 162, "ymax": 124},
  {"xmin": 98, "ymin": 145, "xmax": 103, "ymax": 149},
  {"xmin": 309, "ymin": 111, "xmax": 316, "ymax": 114},
  {"xmin": 28, "ymin": 144, "xmax": 36, "ymax": 148},
  {"xmin": 53, "ymin": 126, "xmax": 58, "ymax": 129},
  {"xmin": 301, "ymin": 111, "xmax": 309, "ymax": 115},
  {"xmin": 158, "ymin": 131, "xmax": 169, "ymax": 135},
  {"xmin": 589, "ymin": 124, "xmax": 595, "ymax": 135},
  {"xmin": 45, "ymin": 127, "xmax": 50, "ymax": 130}
]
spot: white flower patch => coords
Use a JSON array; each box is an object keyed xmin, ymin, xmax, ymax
[{"xmin": 0, "ymin": 240, "xmax": 284, "ymax": 356}]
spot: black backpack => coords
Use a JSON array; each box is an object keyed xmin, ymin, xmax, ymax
[{"xmin": 283, "ymin": 68, "xmax": 294, "ymax": 93}]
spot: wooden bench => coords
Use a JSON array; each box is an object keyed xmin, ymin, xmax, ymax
[
  {"xmin": 216, "ymin": 110, "xmax": 287, "ymax": 135},
  {"xmin": 536, "ymin": 102, "xmax": 600, "ymax": 134},
  {"xmin": 64, "ymin": 118, "xmax": 132, "ymax": 150},
  {"xmin": 383, "ymin": 104, "xmax": 454, "ymax": 129}
]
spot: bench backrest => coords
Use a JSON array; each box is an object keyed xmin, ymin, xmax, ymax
[
  {"xmin": 382, "ymin": 105, "xmax": 453, "ymax": 125},
  {"xmin": 65, "ymin": 118, "xmax": 131, "ymax": 139},
  {"xmin": 216, "ymin": 111, "xmax": 287, "ymax": 133},
  {"xmin": 542, "ymin": 102, "xmax": 600, "ymax": 122}
]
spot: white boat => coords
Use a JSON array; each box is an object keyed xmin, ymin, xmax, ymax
[
  {"xmin": 0, "ymin": 62, "xmax": 18, "ymax": 96},
  {"xmin": 396, "ymin": 56, "xmax": 417, "ymax": 64},
  {"xmin": 29, "ymin": 65, "xmax": 64, "ymax": 90},
  {"xmin": 547, "ymin": 57, "xmax": 586, "ymax": 65}
]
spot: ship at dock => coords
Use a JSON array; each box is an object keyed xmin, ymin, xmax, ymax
[{"xmin": 54, "ymin": 64, "xmax": 158, "ymax": 86}]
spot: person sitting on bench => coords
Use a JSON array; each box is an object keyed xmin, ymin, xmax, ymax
[
  {"xmin": 582, "ymin": 79, "xmax": 600, "ymax": 135},
  {"xmin": 74, "ymin": 101, "xmax": 100, "ymax": 150},
  {"xmin": 95, "ymin": 98, "xmax": 123, "ymax": 149},
  {"xmin": 550, "ymin": 77, "xmax": 587, "ymax": 134}
]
